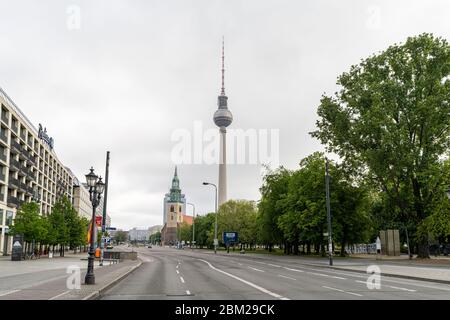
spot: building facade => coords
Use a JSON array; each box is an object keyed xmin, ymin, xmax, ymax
[{"xmin": 0, "ymin": 88, "xmax": 74, "ymax": 255}]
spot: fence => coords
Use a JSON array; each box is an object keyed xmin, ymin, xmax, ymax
[{"xmin": 345, "ymin": 243, "xmax": 377, "ymax": 255}]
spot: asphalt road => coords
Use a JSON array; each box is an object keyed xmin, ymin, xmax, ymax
[{"xmin": 100, "ymin": 246, "xmax": 450, "ymax": 300}]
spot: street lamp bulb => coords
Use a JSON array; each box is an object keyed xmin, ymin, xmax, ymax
[
  {"xmin": 96, "ymin": 177, "xmax": 105, "ymax": 194},
  {"xmin": 85, "ymin": 167, "xmax": 98, "ymax": 187}
]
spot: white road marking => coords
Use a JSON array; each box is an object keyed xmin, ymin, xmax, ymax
[
  {"xmin": 0, "ymin": 290, "xmax": 20, "ymax": 297},
  {"xmin": 307, "ymin": 272, "xmax": 347, "ymax": 280},
  {"xmin": 386, "ymin": 285, "xmax": 417, "ymax": 292},
  {"xmin": 198, "ymin": 259, "xmax": 289, "ymax": 300},
  {"xmin": 355, "ymin": 280, "xmax": 416, "ymax": 292},
  {"xmin": 322, "ymin": 286, "xmax": 363, "ymax": 297},
  {"xmin": 278, "ymin": 274, "xmax": 297, "ymax": 281},
  {"xmin": 176, "ymin": 265, "xmax": 179, "ymax": 269},
  {"xmin": 283, "ymin": 267, "xmax": 304, "ymax": 273},
  {"xmin": 248, "ymin": 266, "xmax": 265, "ymax": 272},
  {"xmin": 180, "ymin": 276, "xmax": 185, "ymax": 283},
  {"xmin": 268, "ymin": 264, "xmax": 281, "ymax": 268},
  {"xmin": 186, "ymin": 290, "xmax": 191, "ymax": 295},
  {"xmin": 176, "ymin": 270, "xmax": 179, "ymax": 274},
  {"xmin": 48, "ymin": 290, "xmax": 71, "ymax": 300}
]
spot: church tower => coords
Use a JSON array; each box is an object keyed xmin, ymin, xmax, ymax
[{"xmin": 161, "ymin": 167, "xmax": 187, "ymax": 245}]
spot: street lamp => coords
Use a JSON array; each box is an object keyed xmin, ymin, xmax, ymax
[
  {"xmin": 203, "ymin": 182, "xmax": 218, "ymax": 254},
  {"xmin": 84, "ymin": 167, "xmax": 105, "ymax": 285},
  {"xmin": 187, "ymin": 203, "xmax": 196, "ymax": 249},
  {"xmin": 325, "ymin": 159, "xmax": 333, "ymax": 266}
]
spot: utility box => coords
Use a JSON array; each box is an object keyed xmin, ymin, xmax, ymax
[
  {"xmin": 11, "ymin": 235, "xmax": 24, "ymax": 261},
  {"xmin": 380, "ymin": 230, "xmax": 400, "ymax": 256}
]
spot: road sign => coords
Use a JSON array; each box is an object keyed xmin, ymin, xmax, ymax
[
  {"xmin": 213, "ymin": 239, "xmax": 218, "ymax": 246},
  {"xmin": 323, "ymin": 232, "xmax": 328, "ymax": 237}
]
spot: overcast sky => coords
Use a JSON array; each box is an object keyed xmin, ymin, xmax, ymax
[{"xmin": 0, "ymin": 0, "xmax": 449, "ymax": 230}]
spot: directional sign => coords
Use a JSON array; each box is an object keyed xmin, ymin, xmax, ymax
[
  {"xmin": 213, "ymin": 239, "xmax": 219, "ymax": 246},
  {"xmin": 223, "ymin": 232, "xmax": 238, "ymax": 245}
]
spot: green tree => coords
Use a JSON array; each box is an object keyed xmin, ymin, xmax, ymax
[
  {"xmin": 194, "ymin": 213, "xmax": 215, "ymax": 248},
  {"xmin": 311, "ymin": 34, "xmax": 450, "ymax": 258},
  {"xmin": 179, "ymin": 222, "xmax": 192, "ymax": 243},
  {"xmin": 114, "ymin": 230, "xmax": 128, "ymax": 243},
  {"xmin": 9, "ymin": 202, "xmax": 47, "ymax": 253},
  {"xmin": 217, "ymin": 200, "xmax": 259, "ymax": 250},
  {"xmin": 258, "ymin": 166, "xmax": 292, "ymax": 252}
]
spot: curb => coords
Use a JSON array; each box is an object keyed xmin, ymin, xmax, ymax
[
  {"xmin": 82, "ymin": 259, "xmax": 143, "ymax": 300},
  {"xmin": 312, "ymin": 264, "xmax": 450, "ymax": 285}
]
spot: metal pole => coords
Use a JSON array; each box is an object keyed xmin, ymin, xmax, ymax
[
  {"xmin": 325, "ymin": 158, "xmax": 333, "ymax": 266},
  {"xmin": 100, "ymin": 151, "xmax": 110, "ymax": 266},
  {"xmin": 85, "ymin": 190, "xmax": 97, "ymax": 285},
  {"xmin": 187, "ymin": 203, "xmax": 195, "ymax": 249},
  {"xmin": 214, "ymin": 184, "xmax": 218, "ymax": 254}
]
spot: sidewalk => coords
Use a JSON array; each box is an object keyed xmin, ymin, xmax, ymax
[{"xmin": 0, "ymin": 252, "xmax": 142, "ymax": 300}]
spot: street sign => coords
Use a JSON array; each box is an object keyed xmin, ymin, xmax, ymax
[
  {"xmin": 223, "ymin": 232, "xmax": 238, "ymax": 245},
  {"xmin": 323, "ymin": 233, "xmax": 328, "ymax": 237},
  {"xmin": 213, "ymin": 239, "xmax": 218, "ymax": 246}
]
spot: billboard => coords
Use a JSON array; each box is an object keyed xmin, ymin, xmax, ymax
[{"xmin": 223, "ymin": 232, "xmax": 238, "ymax": 245}]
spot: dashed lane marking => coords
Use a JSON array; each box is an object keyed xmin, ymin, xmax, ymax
[
  {"xmin": 180, "ymin": 277, "xmax": 185, "ymax": 283},
  {"xmin": 248, "ymin": 266, "xmax": 265, "ymax": 272},
  {"xmin": 278, "ymin": 274, "xmax": 297, "ymax": 281},
  {"xmin": 0, "ymin": 290, "xmax": 20, "ymax": 297},
  {"xmin": 322, "ymin": 286, "xmax": 363, "ymax": 297}
]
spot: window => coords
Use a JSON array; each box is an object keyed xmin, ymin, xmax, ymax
[
  {"xmin": 170, "ymin": 205, "xmax": 174, "ymax": 212},
  {"xmin": 6, "ymin": 211, "xmax": 13, "ymax": 226},
  {"xmin": 0, "ymin": 209, "xmax": 3, "ymax": 225},
  {"xmin": 179, "ymin": 206, "xmax": 182, "ymax": 212},
  {"xmin": 171, "ymin": 214, "xmax": 173, "ymax": 220}
]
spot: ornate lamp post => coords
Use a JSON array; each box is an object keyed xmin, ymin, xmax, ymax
[
  {"xmin": 84, "ymin": 167, "xmax": 105, "ymax": 285},
  {"xmin": 203, "ymin": 182, "xmax": 218, "ymax": 254}
]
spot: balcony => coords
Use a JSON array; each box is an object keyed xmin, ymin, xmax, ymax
[
  {"xmin": 0, "ymin": 152, "xmax": 6, "ymax": 163},
  {"xmin": 9, "ymin": 176, "xmax": 20, "ymax": 189},
  {"xmin": 7, "ymin": 195, "xmax": 21, "ymax": 208},
  {"xmin": 11, "ymin": 123, "xmax": 18, "ymax": 134},
  {"xmin": 9, "ymin": 158, "xmax": 20, "ymax": 170},
  {"xmin": 1, "ymin": 112, "xmax": 8, "ymax": 125},
  {"xmin": 0, "ymin": 132, "xmax": 7, "ymax": 145},
  {"xmin": 11, "ymin": 139, "xmax": 21, "ymax": 153}
]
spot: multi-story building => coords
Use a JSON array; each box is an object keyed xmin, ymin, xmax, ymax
[
  {"xmin": 128, "ymin": 228, "xmax": 150, "ymax": 242},
  {"xmin": 72, "ymin": 176, "xmax": 92, "ymax": 219},
  {"xmin": 0, "ymin": 88, "xmax": 73, "ymax": 255},
  {"xmin": 73, "ymin": 177, "xmax": 110, "ymax": 228}
]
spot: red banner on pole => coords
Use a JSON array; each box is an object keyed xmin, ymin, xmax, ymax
[{"xmin": 95, "ymin": 216, "xmax": 102, "ymax": 227}]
